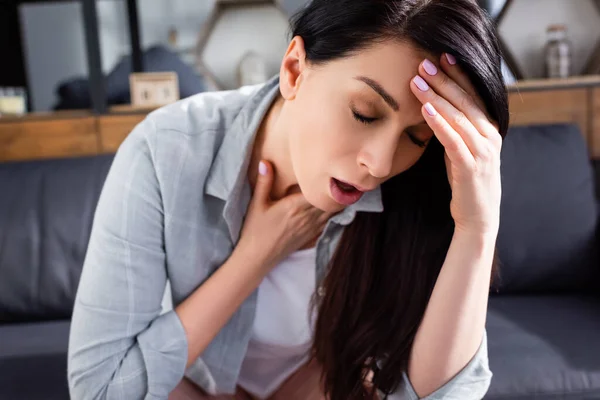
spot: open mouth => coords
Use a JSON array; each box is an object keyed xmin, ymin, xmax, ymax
[
  {"xmin": 336, "ymin": 179, "xmax": 358, "ymax": 192},
  {"xmin": 330, "ymin": 178, "xmax": 364, "ymax": 206}
]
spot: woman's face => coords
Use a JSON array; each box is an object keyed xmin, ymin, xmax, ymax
[{"xmin": 279, "ymin": 37, "xmax": 435, "ymax": 213}]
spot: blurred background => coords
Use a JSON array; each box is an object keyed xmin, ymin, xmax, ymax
[
  {"xmin": 1, "ymin": 0, "xmax": 600, "ymax": 115},
  {"xmin": 1, "ymin": 1, "xmax": 600, "ymax": 400},
  {"xmin": 2, "ymin": 0, "xmax": 304, "ymax": 113}
]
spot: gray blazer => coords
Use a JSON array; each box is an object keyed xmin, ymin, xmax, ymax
[{"xmin": 68, "ymin": 76, "xmax": 492, "ymax": 400}]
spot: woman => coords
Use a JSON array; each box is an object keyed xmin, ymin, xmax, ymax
[{"xmin": 68, "ymin": 0, "xmax": 508, "ymax": 399}]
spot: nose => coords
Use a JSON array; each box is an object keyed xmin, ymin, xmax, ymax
[{"xmin": 357, "ymin": 136, "xmax": 396, "ymax": 179}]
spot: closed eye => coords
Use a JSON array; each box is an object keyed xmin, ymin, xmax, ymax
[
  {"xmin": 406, "ymin": 131, "xmax": 428, "ymax": 148},
  {"xmin": 352, "ymin": 109, "xmax": 378, "ymax": 125},
  {"xmin": 353, "ymin": 107, "xmax": 429, "ymax": 148}
]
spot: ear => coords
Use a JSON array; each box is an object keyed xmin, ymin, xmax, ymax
[{"xmin": 279, "ymin": 36, "xmax": 308, "ymax": 101}]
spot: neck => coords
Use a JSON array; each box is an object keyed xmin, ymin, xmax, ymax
[{"xmin": 249, "ymin": 94, "xmax": 299, "ymax": 200}]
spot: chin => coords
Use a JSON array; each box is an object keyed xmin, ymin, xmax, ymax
[{"xmin": 302, "ymin": 190, "xmax": 345, "ymax": 213}]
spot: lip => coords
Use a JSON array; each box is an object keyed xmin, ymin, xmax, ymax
[
  {"xmin": 330, "ymin": 178, "xmax": 365, "ymax": 206},
  {"xmin": 334, "ymin": 178, "xmax": 375, "ymax": 193}
]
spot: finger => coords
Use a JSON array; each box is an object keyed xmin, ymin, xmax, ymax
[
  {"xmin": 421, "ymin": 102, "xmax": 475, "ymax": 169},
  {"xmin": 420, "ymin": 57, "xmax": 499, "ymax": 139},
  {"xmin": 440, "ymin": 54, "xmax": 486, "ymax": 110},
  {"xmin": 317, "ymin": 211, "xmax": 336, "ymax": 225},
  {"xmin": 441, "ymin": 53, "xmax": 502, "ymax": 134},
  {"xmin": 308, "ymin": 207, "xmax": 325, "ymax": 218},
  {"xmin": 444, "ymin": 153, "xmax": 453, "ymax": 183},
  {"xmin": 317, "ymin": 220, "xmax": 330, "ymax": 235},
  {"xmin": 252, "ymin": 160, "xmax": 274, "ymax": 208},
  {"xmin": 304, "ymin": 208, "xmax": 329, "ymax": 231},
  {"xmin": 302, "ymin": 208, "xmax": 323, "ymax": 225},
  {"xmin": 411, "ymin": 75, "xmax": 486, "ymax": 159}
]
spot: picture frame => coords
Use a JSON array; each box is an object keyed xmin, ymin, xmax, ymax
[{"xmin": 129, "ymin": 72, "xmax": 180, "ymax": 107}]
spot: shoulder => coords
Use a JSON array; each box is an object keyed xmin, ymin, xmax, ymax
[
  {"xmin": 114, "ymin": 80, "xmax": 275, "ymax": 216},
  {"xmin": 147, "ymin": 85, "xmax": 258, "ymax": 136},
  {"xmin": 122, "ymin": 82, "xmax": 266, "ymax": 169}
]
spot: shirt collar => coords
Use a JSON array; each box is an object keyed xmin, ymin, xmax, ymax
[
  {"xmin": 205, "ymin": 76, "xmax": 280, "ymax": 203},
  {"xmin": 332, "ymin": 189, "xmax": 383, "ymax": 226},
  {"xmin": 205, "ymin": 75, "xmax": 383, "ymax": 239}
]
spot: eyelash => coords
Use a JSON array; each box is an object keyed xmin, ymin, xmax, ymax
[
  {"xmin": 352, "ymin": 110, "xmax": 428, "ymax": 148},
  {"xmin": 352, "ymin": 110, "xmax": 378, "ymax": 125}
]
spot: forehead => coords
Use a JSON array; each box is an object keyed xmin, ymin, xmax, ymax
[
  {"xmin": 319, "ymin": 40, "xmax": 436, "ymax": 115},
  {"xmin": 350, "ymin": 40, "xmax": 430, "ymax": 76}
]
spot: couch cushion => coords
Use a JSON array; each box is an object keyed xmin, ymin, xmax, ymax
[
  {"xmin": 0, "ymin": 155, "xmax": 114, "ymax": 322},
  {"xmin": 495, "ymin": 124, "xmax": 599, "ymax": 294},
  {"xmin": 0, "ymin": 320, "xmax": 70, "ymax": 400},
  {"xmin": 485, "ymin": 295, "xmax": 600, "ymax": 399}
]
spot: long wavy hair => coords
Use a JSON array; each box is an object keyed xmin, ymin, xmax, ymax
[{"xmin": 289, "ymin": 1, "xmax": 510, "ymax": 398}]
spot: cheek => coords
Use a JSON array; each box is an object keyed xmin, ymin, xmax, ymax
[
  {"xmin": 286, "ymin": 106, "xmax": 351, "ymax": 211},
  {"xmin": 289, "ymin": 98, "xmax": 347, "ymax": 171},
  {"xmin": 289, "ymin": 129, "xmax": 342, "ymax": 211},
  {"xmin": 288, "ymin": 117, "xmax": 324, "ymax": 188},
  {"xmin": 392, "ymin": 142, "xmax": 427, "ymax": 175}
]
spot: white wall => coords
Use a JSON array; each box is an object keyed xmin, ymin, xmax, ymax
[
  {"xmin": 20, "ymin": 2, "xmax": 88, "ymax": 112},
  {"xmin": 201, "ymin": 4, "xmax": 291, "ymax": 89}
]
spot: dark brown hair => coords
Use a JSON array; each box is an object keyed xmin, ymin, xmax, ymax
[{"xmin": 290, "ymin": 0, "xmax": 509, "ymax": 398}]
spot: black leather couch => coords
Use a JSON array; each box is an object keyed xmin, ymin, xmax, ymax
[
  {"xmin": 486, "ymin": 125, "xmax": 600, "ymax": 399},
  {"xmin": 0, "ymin": 155, "xmax": 113, "ymax": 400},
  {"xmin": 0, "ymin": 124, "xmax": 599, "ymax": 399}
]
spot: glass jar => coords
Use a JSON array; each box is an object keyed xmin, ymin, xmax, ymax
[
  {"xmin": 545, "ymin": 24, "xmax": 571, "ymax": 79},
  {"xmin": 0, "ymin": 87, "xmax": 27, "ymax": 116}
]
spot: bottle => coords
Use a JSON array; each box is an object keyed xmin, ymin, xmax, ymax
[{"xmin": 545, "ymin": 24, "xmax": 571, "ymax": 79}]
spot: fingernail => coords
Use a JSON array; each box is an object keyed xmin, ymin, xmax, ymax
[
  {"xmin": 413, "ymin": 76, "xmax": 429, "ymax": 92},
  {"xmin": 445, "ymin": 53, "xmax": 457, "ymax": 65},
  {"xmin": 424, "ymin": 102, "xmax": 437, "ymax": 116},
  {"xmin": 259, "ymin": 161, "xmax": 267, "ymax": 176},
  {"xmin": 423, "ymin": 59, "xmax": 438, "ymax": 76}
]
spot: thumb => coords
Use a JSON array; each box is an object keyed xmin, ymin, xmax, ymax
[{"xmin": 253, "ymin": 160, "xmax": 274, "ymax": 206}]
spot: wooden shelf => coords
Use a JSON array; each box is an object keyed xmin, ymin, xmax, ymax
[
  {"xmin": 108, "ymin": 104, "xmax": 159, "ymax": 114},
  {"xmin": 0, "ymin": 110, "xmax": 93, "ymax": 122},
  {"xmin": 508, "ymin": 75, "xmax": 600, "ymax": 92},
  {"xmin": 0, "ymin": 108, "xmax": 148, "ymax": 162},
  {"xmin": 0, "ymin": 107, "xmax": 151, "ymax": 123}
]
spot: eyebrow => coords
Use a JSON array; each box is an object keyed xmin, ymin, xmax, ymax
[{"xmin": 354, "ymin": 76, "xmax": 399, "ymax": 112}]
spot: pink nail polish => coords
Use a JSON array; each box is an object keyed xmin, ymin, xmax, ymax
[
  {"xmin": 259, "ymin": 161, "xmax": 267, "ymax": 176},
  {"xmin": 413, "ymin": 76, "xmax": 429, "ymax": 91},
  {"xmin": 445, "ymin": 53, "xmax": 457, "ymax": 65},
  {"xmin": 423, "ymin": 59, "xmax": 438, "ymax": 76},
  {"xmin": 424, "ymin": 103, "xmax": 437, "ymax": 116}
]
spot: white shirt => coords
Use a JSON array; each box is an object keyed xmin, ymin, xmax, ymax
[{"xmin": 237, "ymin": 247, "xmax": 317, "ymax": 398}]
